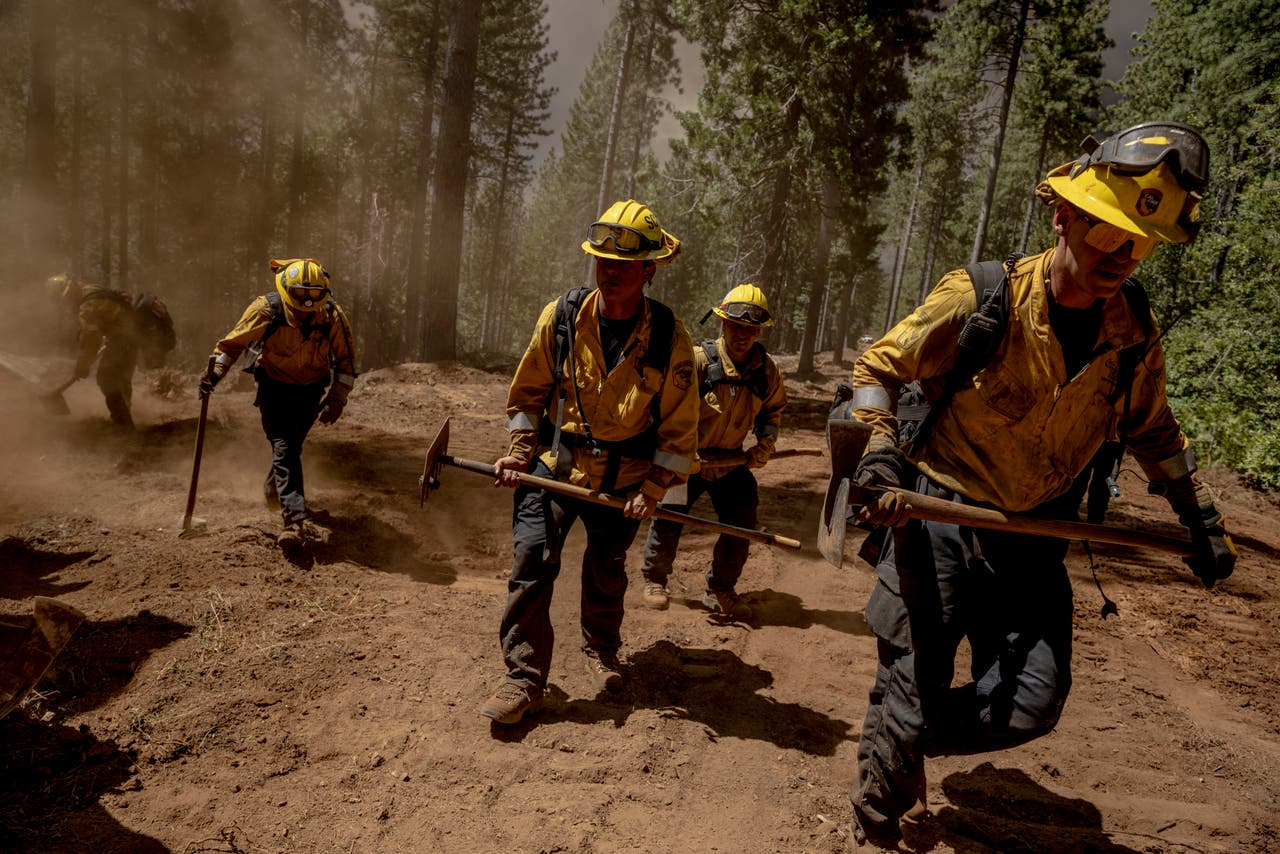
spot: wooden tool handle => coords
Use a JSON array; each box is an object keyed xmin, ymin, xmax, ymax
[{"xmin": 445, "ymin": 455, "xmax": 801, "ymax": 551}]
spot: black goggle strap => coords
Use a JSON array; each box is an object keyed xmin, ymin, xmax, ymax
[{"xmin": 1079, "ymin": 126, "xmax": 1208, "ymax": 191}]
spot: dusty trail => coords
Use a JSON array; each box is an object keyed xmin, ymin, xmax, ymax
[{"xmin": 1, "ymin": 356, "xmax": 1278, "ymax": 853}]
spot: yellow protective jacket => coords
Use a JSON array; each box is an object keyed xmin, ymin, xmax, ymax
[
  {"xmin": 851, "ymin": 248, "xmax": 1189, "ymax": 511},
  {"xmin": 506, "ymin": 288, "xmax": 699, "ymax": 500},
  {"xmin": 694, "ymin": 338, "xmax": 787, "ymax": 480},
  {"xmin": 75, "ymin": 285, "xmax": 137, "ymax": 376},
  {"xmin": 212, "ymin": 295, "xmax": 358, "ymax": 403}
]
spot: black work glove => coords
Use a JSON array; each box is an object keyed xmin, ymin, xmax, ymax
[
  {"xmin": 198, "ymin": 362, "xmax": 226, "ymax": 398},
  {"xmin": 852, "ymin": 446, "xmax": 912, "ymax": 527},
  {"xmin": 1151, "ymin": 476, "xmax": 1237, "ymax": 588},
  {"xmin": 1186, "ymin": 519, "xmax": 1236, "ymax": 588},
  {"xmin": 318, "ymin": 395, "xmax": 345, "ymax": 425},
  {"xmin": 829, "ymin": 380, "xmax": 854, "ymax": 422}
]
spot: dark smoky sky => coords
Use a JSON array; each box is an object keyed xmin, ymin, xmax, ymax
[{"xmin": 537, "ymin": 1, "xmax": 1153, "ymax": 166}]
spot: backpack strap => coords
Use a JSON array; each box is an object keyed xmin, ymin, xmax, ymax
[
  {"xmin": 699, "ymin": 338, "xmax": 769, "ymax": 400},
  {"xmin": 240, "ymin": 291, "xmax": 289, "ymax": 375},
  {"xmin": 900, "ymin": 254, "xmax": 1021, "ymax": 451}
]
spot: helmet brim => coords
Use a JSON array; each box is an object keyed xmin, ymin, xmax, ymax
[{"xmin": 1044, "ymin": 168, "xmax": 1191, "ymax": 244}]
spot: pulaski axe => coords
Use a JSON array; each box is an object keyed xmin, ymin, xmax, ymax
[
  {"xmin": 818, "ymin": 417, "xmax": 1196, "ymax": 568},
  {"xmin": 420, "ymin": 418, "xmax": 801, "ymax": 551},
  {"xmin": 0, "ymin": 597, "xmax": 86, "ymax": 721}
]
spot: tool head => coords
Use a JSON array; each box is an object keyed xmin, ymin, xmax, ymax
[
  {"xmin": 419, "ymin": 418, "xmax": 451, "ymax": 506},
  {"xmin": 817, "ymin": 417, "xmax": 874, "ymax": 568},
  {"xmin": 179, "ymin": 516, "xmax": 208, "ymax": 539}
]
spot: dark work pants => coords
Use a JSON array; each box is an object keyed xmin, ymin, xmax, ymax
[
  {"xmin": 639, "ymin": 465, "xmax": 759, "ymax": 593},
  {"xmin": 255, "ymin": 372, "xmax": 326, "ymax": 526},
  {"xmin": 500, "ymin": 459, "xmax": 642, "ymax": 689},
  {"xmin": 851, "ymin": 478, "xmax": 1074, "ymax": 837},
  {"xmin": 97, "ymin": 336, "xmax": 137, "ymax": 427}
]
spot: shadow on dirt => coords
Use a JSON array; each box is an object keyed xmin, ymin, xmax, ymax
[
  {"xmin": 0, "ymin": 537, "xmax": 96, "ymax": 600},
  {"xmin": 739, "ymin": 588, "xmax": 870, "ymax": 635},
  {"xmin": 306, "ymin": 512, "xmax": 456, "ymax": 584},
  {"xmin": 0, "ymin": 713, "xmax": 164, "ymax": 853},
  {"xmin": 491, "ymin": 640, "xmax": 854, "ymax": 755},
  {"xmin": 902, "ymin": 762, "xmax": 1141, "ymax": 853},
  {"xmin": 37, "ymin": 611, "xmax": 193, "ymax": 715}
]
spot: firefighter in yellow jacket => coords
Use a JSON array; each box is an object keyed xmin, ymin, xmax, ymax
[
  {"xmin": 481, "ymin": 200, "xmax": 699, "ymax": 725},
  {"xmin": 45, "ymin": 274, "xmax": 139, "ymax": 428},
  {"xmin": 199, "ymin": 258, "xmax": 357, "ymax": 550},
  {"xmin": 838, "ymin": 122, "xmax": 1236, "ymax": 848},
  {"xmin": 638, "ymin": 284, "xmax": 787, "ymax": 620}
]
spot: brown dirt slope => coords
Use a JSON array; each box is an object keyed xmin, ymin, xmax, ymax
[{"xmin": 1, "ymin": 354, "xmax": 1278, "ymax": 854}]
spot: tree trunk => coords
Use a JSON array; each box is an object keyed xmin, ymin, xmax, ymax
[
  {"xmin": 970, "ymin": 0, "xmax": 1030, "ymax": 264},
  {"xmin": 886, "ymin": 155, "xmax": 924, "ymax": 332},
  {"xmin": 919, "ymin": 201, "xmax": 943, "ymax": 304},
  {"xmin": 284, "ymin": 3, "xmax": 311, "ymax": 255},
  {"xmin": 22, "ymin": 0, "xmax": 57, "ymax": 274},
  {"xmin": 404, "ymin": 1, "xmax": 442, "ymax": 361},
  {"xmin": 758, "ymin": 96, "xmax": 802, "ymax": 299},
  {"xmin": 798, "ymin": 175, "xmax": 839, "ymax": 375},
  {"xmin": 421, "ymin": 0, "xmax": 481, "ymax": 362},
  {"xmin": 1019, "ymin": 120, "xmax": 1049, "ymax": 254},
  {"xmin": 585, "ymin": 5, "xmax": 637, "ymax": 282},
  {"xmin": 139, "ymin": 0, "xmax": 160, "ymax": 290},
  {"xmin": 70, "ymin": 24, "xmax": 85, "ymax": 278},
  {"xmin": 116, "ymin": 32, "xmax": 131, "ymax": 291}
]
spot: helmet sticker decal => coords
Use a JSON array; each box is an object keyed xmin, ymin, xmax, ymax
[{"xmin": 1136, "ymin": 189, "xmax": 1162, "ymax": 217}]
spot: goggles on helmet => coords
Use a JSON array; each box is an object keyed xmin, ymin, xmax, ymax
[
  {"xmin": 287, "ymin": 283, "xmax": 329, "ymax": 308},
  {"xmin": 1080, "ymin": 122, "xmax": 1208, "ymax": 194},
  {"xmin": 719, "ymin": 302, "xmax": 771, "ymax": 324},
  {"xmin": 586, "ymin": 221, "xmax": 663, "ymax": 255},
  {"xmin": 1078, "ymin": 210, "xmax": 1157, "ymax": 260}
]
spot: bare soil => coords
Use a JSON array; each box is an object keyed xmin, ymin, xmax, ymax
[{"xmin": 2, "ymin": 354, "xmax": 1278, "ymax": 854}]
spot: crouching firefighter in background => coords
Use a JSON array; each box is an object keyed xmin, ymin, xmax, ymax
[
  {"xmin": 481, "ymin": 199, "xmax": 700, "ymax": 726},
  {"xmin": 199, "ymin": 258, "xmax": 357, "ymax": 550},
  {"xmin": 44, "ymin": 273, "xmax": 173, "ymax": 429},
  {"xmin": 638, "ymin": 284, "xmax": 787, "ymax": 620},
  {"xmin": 832, "ymin": 122, "xmax": 1236, "ymax": 849}
]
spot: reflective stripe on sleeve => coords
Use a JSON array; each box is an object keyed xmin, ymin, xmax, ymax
[
  {"xmin": 509, "ymin": 412, "xmax": 540, "ymax": 432},
  {"xmin": 653, "ymin": 449, "xmax": 693, "ymax": 474},
  {"xmin": 1145, "ymin": 446, "xmax": 1197, "ymax": 481},
  {"xmin": 851, "ymin": 384, "xmax": 895, "ymax": 411}
]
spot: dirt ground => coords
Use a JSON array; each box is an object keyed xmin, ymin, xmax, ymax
[{"xmin": 2, "ymin": 352, "xmax": 1278, "ymax": 854}]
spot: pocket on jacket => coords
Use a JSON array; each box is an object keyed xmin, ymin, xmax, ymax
[{"xmin": 975, "ymin": 369, "xmax": 1036, "ymax": 422}]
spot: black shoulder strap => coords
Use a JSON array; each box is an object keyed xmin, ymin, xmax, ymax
[
  {"xmin": 699, "ymin": 339, "xmax": 722, "ymax": 396},
  {"xmin": 552, "ymin": 285, "xmax": 591, "ymax": 381},
  {"xmin": 901, "ymin": 254, "xmax": 1020, "ymax": 451},
  {"xmin": 262, "ymin": 290, "xmax": 287, "ymax": 343},
  {"xmin": 699, "ymin": 338, "xmax": 768, "ymax": 399},
  {"xmin": 1113, "ymin": 276, "xmax": 1155, "ymax": 451},
  {"xmin": 640, "ymin": 297, "xmax": 675, "ymax": 375}
]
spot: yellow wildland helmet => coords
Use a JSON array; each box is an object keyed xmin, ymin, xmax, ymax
[
  {"xmin": 1037, "ymin": 121, "xmax": 1209, "ymax": 245},
  {"xmin": 44, "ymin": 273, "xmax": 75, "ymax": 301},
  {"xmin": 582, "ymin": 199, "xmax": 680, "ymax": 263},
  {"xmin": 712, "ymin": 283, "xmax": 773, "ymax": 327},
  {"xmin": 270, "ymin": 258, "xmax": 331, "ymax": 312}
]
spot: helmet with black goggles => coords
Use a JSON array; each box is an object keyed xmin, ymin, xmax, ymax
[
  {"xmin": 271, "ymin": 258, "xmax": 331, "ymax": 312},
  {"xmin": 1037, "ymin": 121, "xmax": 1209, "ymax": 245},
  {"xmin": 710, "ymin": 283, "xmax": 773, "ymax": 327},
  {"xmin": 582, "ymin": 199, "xmax": 680, "ymax": 263}
]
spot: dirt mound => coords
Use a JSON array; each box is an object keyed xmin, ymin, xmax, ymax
[{"xmin": 2, "ymin": 354, "xmax": 1278, "ymax": 853}]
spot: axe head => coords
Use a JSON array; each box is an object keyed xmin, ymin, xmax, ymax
[
  {"xmin": 419, "ymin": 418, "xmax": 451, "ymax": 506},
  {"xmin": 817, "ymin": 417, "xmax": 873, "ymax": 568}
]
